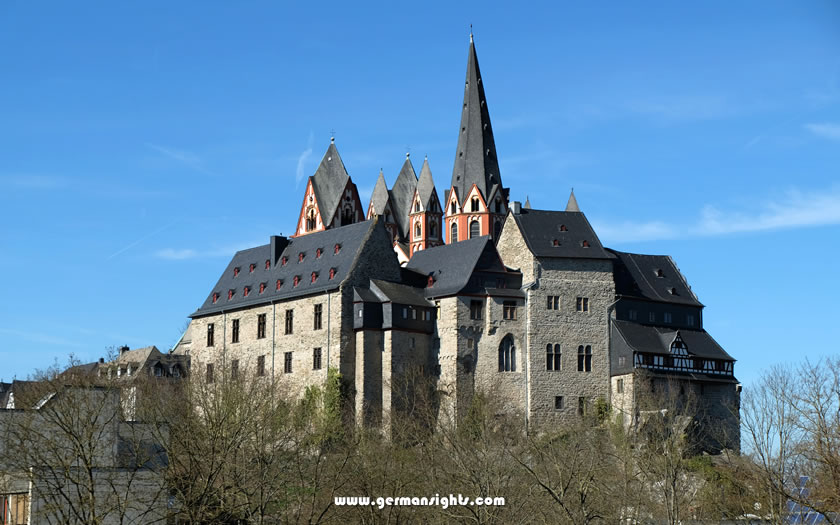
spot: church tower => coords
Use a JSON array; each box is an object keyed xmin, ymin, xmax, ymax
[
  {"xmin": 444, "ymin": 33, "xmax": 509, "ymax": 244},
  {"xmin": 294, "ymin": 139, "xmax": 364, "ymax": 237},
  {"xmin": 408, "ymin": 157, "xmax": 443, "ymax": 256}
]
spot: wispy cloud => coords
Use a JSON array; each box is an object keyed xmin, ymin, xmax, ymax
[
  {"xmin": 107, "ymin": 218, "xmax": 179, "ymax": 260},
  {"xmin": 147, "ymin": 143, "xmax": 215, "ymax": 175},
  {"xmin": 804, "ymin": 123, "xmax": 840, "ymax": 141},
  {"xmin": 594, "ymin": 185, "xmax": 840, "ymax": 244},
  {"xmin": 295, "ymin": 132, "xmax": 315, "ymax": 187},
  {"xmin": 155, "ymin": 248, "xmax": 198, "ymax": 260},
  {"xmin": 3, "ymin": 174, "xmax": 69, "ymax": 190}
]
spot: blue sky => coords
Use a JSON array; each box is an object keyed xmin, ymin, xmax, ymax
[{"xmin": 1, "ymin": 1, "xmax": 839, "ymax": 387}]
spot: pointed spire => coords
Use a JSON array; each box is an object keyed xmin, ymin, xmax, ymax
[
  {"xmin": 417, "ymin": 157, "xmax": 437, "ymax": 208},
  {"xmin": 390, "ymin": 156, "xmax": 418, "ymax": 239},
  {"xmin": 369, "ymin": 170, "xmax": 390, "ymax": 216},
  {"xmin": 565, "ymin": 188, "xmax": 580, "ymax": 212},
  {"xmin": 311, "ymin": 141, "xmax": 351, "ymax": 224},
  {"xmin": 524, "ymin": 195, "xmax": 531, "ymax": 209},
  {"xmin": 450, "ymin": 34, "xmax": 504, "ymax": 206}
]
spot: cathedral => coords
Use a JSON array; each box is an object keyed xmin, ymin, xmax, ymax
[{"xmin": 173, "ymin": 35, "xmax": 740, "ymax": 449}]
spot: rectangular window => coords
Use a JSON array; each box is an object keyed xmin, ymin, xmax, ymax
[
  {"xmin": 546, "ymin": 344, "xmax": 561, "ymax": 371},
  {"xmin": 257, "ymin": 313, "xmax": 267, "ymax": 339},
  {"xmin": 546, "ymin": 295, "xmax": 559, "ymax": 310},
  {"xmin": 575, "ymin": 297, "xmax": 589, "ymax": 312},
  {"xmin": 618, "ymin": 356, "xmax": 626, "ymax": 367},
  {"xmin": 555, "ymin": 396, "xmax": 564, "ymax": 410},
  {"xmin": 470, "ymin": 300, "xmax": 483, "ymax": 320},
  {"xmin": 256, "ymin": 355, "xmax": 266, "ymax": 376},
  {"xmin": 285, "ymin": 310, "xmax": 294, "ymax": 334},
  {"xmin": 649, "ymin": 311, "xmax": 656, "ymax": 322},
  {"xmin": 577, "ymin": 345, "xmax": 592, "ymax": 372},
  {"xmin": 231, "ymin": 318, "xmax": 240, "ymax": 343},
  {"xmin": 629, "ymin": 309, "xmax": 637, "ymax": 321},
  {"xmin": 687, "ymin": 314, "xmax": 695, "ymax": 326},
  {"xmin": 206, "ymin": 363, "xmax": 214, "ymax": 383},
  {"xmin": 284, "ymin": 352, "xmax": 293, "ymax": 373},
  {"xmin": 207, "ymin": 323, "xmax": 215, "ymax": 347},
  {"xmin": 402, "ymin": 307, "xmax": 408, "ymax": 319},
  {"xmin": 578, "ymin": 396, "xmax": 587, "ymax": 416},
  {"xmin": 664, "ymin": 312, "xmax": 672, "ymax": 323},
  {"xmin": 467, "ymin": 338, "xmax": 474, "ymax": 349},
  {"xmin": 231, "ymin": 359, "xmax": 239, "ymax": 379},
  {"xmin": 503, "ymin": 301, "xmax": 517, "ymax": 320},
  {"xmin": 314, "ymin": 304, "xmax": 323, "ymax": 330},
  {"xmin": 6, "ymin": 493, "xmax": 29, "ymax": 525},
  {"xmin": 313, "ymin": 347, "xmax": 322, "ymax": 370},
  {"xmin": 617, "ymin": 378, "xmax": 624, "ymax": 394}
]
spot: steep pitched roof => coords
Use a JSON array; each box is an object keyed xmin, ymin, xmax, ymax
[
  {"xmin": 511, "ymin": 208, "xmax": 611, "ymax": 259},
  {"xmin": 416, "ymin": 157, "xmax": 438, "ymax": 209},
  {"xmin": 369, "ymin": 279, "xmax": 434, "ymax": 307},
  {"xmin": 565, "ymin": 189, "xmax": 580, "ymax": 212},
  {"xmin": 406, "ymin": 236, "xmax": 520, "ymax": 297},
  {"xmin": 192, "ymin": 220, "xmax": 380, "ymax": 317},
  {"xmin": 608, "ymin": 249, "xmax": 703, "ymax": 307},
  {"xmin": 310, "ymin": 141, "xmax": 351, "ymax": 226},
  {"xmin": 389, "ymin": 155, "xmax": 417, "ymax": 238},
  {"xmin": 369, "ymin": 170, "xmax": 391, "ymax": 215},
  {"xmin": 450, "ymin": 35, "xmax": 503, "ymax": 204},
  {"xmin": 612, "ymin": 320, "xmax": 733, "ymax": 361}
]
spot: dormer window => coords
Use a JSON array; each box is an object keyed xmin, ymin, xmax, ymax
[
  {"xmin": 334, "ymin": 243, "xmax": 341, "ymax": 254},
  {"xmin": 560, "ymin": 224, "xmax": 568, "ymax": 232},
  {"xmin": 329, "ymin": 267, "xmax": 336, "ymax": 279},
  {"xmin": 552, "ymin": 239, "xmax": 560, "ymax": 247},
  {"xmin": 293, "ymin": 276, "xmax": 300, "ymax": 287},
  {"xmin": 668, "ymin": 287, "xmax": 678, "ymax": 295},
  {"xmin": 655, "ymin": 269, "xmax": 664, "ymax": 278},
  {"xmin": 243, "ymin": 286, "xmax": 250, "ymax": 297},
  {"xmin": 233, "ymin": 267, "xmax": 240, "ymax": 277},
  {"xmin": 265, "ymin": 259, "xmax": 270, "ymax": 270},
  {"xmin": 276, "ymin": 279, "xmax": 283, "ymax": 290},
  {"xmin": 212, "ymin": 292, "xmax": 219, "ymax": 304},
  {"xmin": 298, "ymin": 252, "xmax": 305, "ymax": 262},
  {"xmin": 281, "ymin": 256, "xmax": 288, "ymax": 266},
  {"xmin": 249, "ymin": 263, "xmax": 255, "ymax": 273},
  {"xmin": 582, "ymin": 240, "xmax": 590, "ymax": 248},
  {"xmin": 259, "ymin": 282, "xmax": 266, "ymax": 294},
  {"xmin": 316, "ymin": 248, "xmax": 322, "ymax": 258},
  {"xmin": 311, "ymin": 272, "xmax": 318, "ymax": 283},
  {"xmin": 228, "ymin": 289, "xmax": 234, "ymax": 300},
  {"xmin": 427, "ymin": 275, "xmax": 435, "ymax": 287}
]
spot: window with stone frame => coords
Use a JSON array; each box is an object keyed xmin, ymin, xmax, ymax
[
  {"xmin": 257, "ymin": 313, "xmax": 267, "ymax": 339},
  {"xmin": 231, "ymin": 318, "xmax": 240, "ymax": 343},
  {"xmin": 256, "ymin": 355, "xmax": 266, "ymax": 377},
  {"xmin": 498, "ymin": 335, "xmax": 516, "ymax": 372},
  {"xmin": 617, "ymin": 378, "xmax": 624, "ymax": 394},
  {"xmin": 206, "ymin": 363, "xmax": 214, "ymax": 383},
  {"xmin": 314, "ymin": 304, "xmax": 323, "ymax": 330},
  {"xmin": 578, "ymin": 396, "xmax": 587, "ymax": 416},
  {"xmin": 284, "ymin": 352, "xmax": 293, "ymax": 373},
  {"xmin": 284, "ymin": 309, "xmax": 294, "ymax": 334},
  {"xmin": 313, "ymin": 347, "xmax": 322, "ymax": 370},
  {"xmin": 469, "ymin": 220, "xmax": 480, "ymax": 239},
  {"xmin": 554, "ymin": 396, "xmax": 564, "ymax": 410},
  {"xmin": 546, "ymin": 343, "xmax": 561, "ymax": 371},
  {"xmin": 207, "ymin": 323, "xmax": 215, "ymax": 347},
  {"xmin": 577, "ymin": 345, "xmax": 592, "ymax": 372},
  {"xmin": 470, "ymin": 300, "xmax": 483, "ymax": 320},
  {"xmin": 546, "ymin": 295, "xmax": 559, "ymax": 310},
  {"xmin": 503, "ymin": 301, "xmax": 517, "ymax": 320},
  {"xmin": 575, "ymin": 297, "xmax": 589, "ymax": 312}
]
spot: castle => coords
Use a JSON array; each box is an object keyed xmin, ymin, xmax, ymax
[{"xmin": 172, "ymin": 35, "xmax": 740, "ymax": 448}]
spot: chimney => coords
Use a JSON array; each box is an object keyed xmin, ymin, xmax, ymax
[
  {"xmin": 511, "ymin": 201, "xmax": 522, "ymax": 215},
  {"xmin": 119, "ymin": 345, "xmax": 129, "ymax": 355},
  {"xmin": 99, "ymin": 357, "xmax": 105, "ymax": 364},
  {"xmin": 270, "ymin": 235, "xmax": 288, "ymax": 267}
]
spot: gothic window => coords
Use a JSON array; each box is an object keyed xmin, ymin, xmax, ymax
[
  {"xmin": 498, "ymin": 335, "xmax": 516, "ymax": 372},
  {"xmin": 450, "ymin": 202, "xmax": 456, "ymax": 214},
  {"xmin": 451, "ymin": 222, "xmax": 458, "ymax": 243},
  {"xmin": 546, "ymin": 344, "xmax": 561, "ymax": 371},
  {"xmin": 415, "ymin": 222, "xmax": 422, "ymax": 238},
  {"xmin": 341, "ymin": 206, "xmax": 354, "ymax": 225},
  {"xmin": 414, "ymin": 201, "xmax": 421, "ymax": 213},
  {"xmin": 494, "ymin": 220, "xmax": 501, "ymax": 239},
  {"xmin": 306, "ymin": 209, "xmax": 316, "ymax": 231},
  {"xmin": 469, "ymin": 220, "xmax": 480, "ymax": 239},
  {"xmin": 495, "ymin": 198, "xmax": 501, "ymax": 213},
  {"xmin": 471, "ymin": 197, "xmax": 479, "ymax": 212},
  {"xmin": 430, "ymin": 221, "xmax": 437, "ymax": 237},
  {"xmin": 577, "ymin": 345, "xmax": 592, "ymax": 372}
]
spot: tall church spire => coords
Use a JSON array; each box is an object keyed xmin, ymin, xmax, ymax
[
  {"xmin": 450, "ymin": 34, "xmax": 504, "ymax": 206},
  {"xmin": 566, "ymin": 189, "xmax": 580, "ymax": 212}
]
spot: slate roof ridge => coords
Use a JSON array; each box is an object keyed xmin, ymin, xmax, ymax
[
  {"xmin": 511, "ymin": 207, "xmax": 611, "ymax": 259},
  {"xmin": 606, "ymin": 248, "xmax": 704, "ymax": 307},
  {"xmin": 612, "ymin": 319, "xmax": 734, "ymax": 361},
  {"xmin": 405, "ymin": 236, "xmax": 492, "ymax": 297},
  {"xmin": 311, "ymin": 142, "xmax": 351, "ymax": 226}
]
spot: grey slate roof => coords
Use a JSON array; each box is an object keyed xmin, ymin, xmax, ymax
[
  {"xmin": 416, "ymin": 158, "xmax": 438, "ymax": 209},
  {"xmin": 311, "ymin": 142, "xmax": 351, "ymax": 226},
  {"xmin": 612, "ymin": 319, "xmax": 733, "ymax": 360},
  {"xmin": 405, "ymin": 235, "xmax": 517, "ymax": 297},
  {"xmin": 192, "ymin": 220, "xmax": 377, "ymax": 317},
  {"xmin": 369, "ymin": 279, "xmax": 434, "ymax": 307},
  {"xmin": 608, "ymin": 249, "xmax": 703, "ymax": 307},
  {"xmin": 369, "ymin": 170, "xmax": 391, "ymax": 215},
  {"xmin": 450, "ymin": 36, "xmax": 504, "ymax": 204},
  {"xmin": 511, "ymin": 208, "xmax": 611, "ymax": 259},
  {"xmin": 389, "ymin": 156, "xmax": 417, "ymax": 239}
]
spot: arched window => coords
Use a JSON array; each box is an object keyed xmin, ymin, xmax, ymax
[
  {"xmin": 451, "ymin": 222, "xmax": 458, "ymax": 243},
  {"xmin": 450, "ymin": 202, "xmax": 456, "ymax": 214},
  {"xmin": 499, "ymin": 335, "xmax": 516, "ymax": 372},
  {"xmin": 469, "ymin": 220, "xmax": 480, "ymax": 239},
  {"xmin": 414, "ymin": 222, "xmax": 421, "ymax": 238},
  {"xmin": 577, "ymin": 345, "xmax": 592, "ymax": 372},
  {"xmin": 471, "ymin": 197, "xmax": 479, "ymax": 212},
  {"xmin": 306, "ymin": 209, "xmax": 316, "ymax": 231},
  {"xmin": 430, "ymin": 221, "xmax": 437, "ymax": 237},
  {"xmin": 546, "ymin": 344, "xmax": 561, "ymax": 371},
  {"xmin": 341, "ymin": 206, "xmax": 354, "ymax": 225}
]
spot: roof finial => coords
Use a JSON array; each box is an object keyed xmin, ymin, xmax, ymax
[
  {"xmin": 565, "ymin": 188, "xmax": 580, "ymax": 212},
  {"xmin": 470, "ymin": 24, "xmax": 473, "ymax": 43},
  {"xmin": 330, "ymin": 129, "xmax": 335, "ymax": 144}
]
